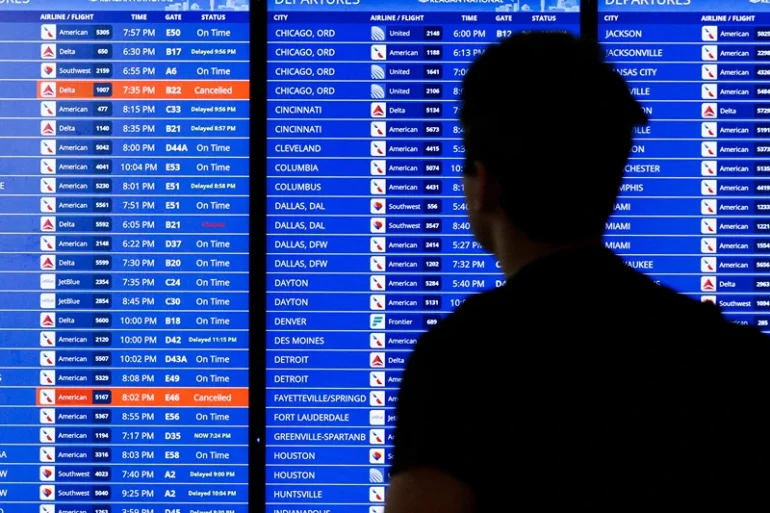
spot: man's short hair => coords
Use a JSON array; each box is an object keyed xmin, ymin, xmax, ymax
[{"xmin": 460, "ymin": 32, "xmax": 648, "ymax": 244}]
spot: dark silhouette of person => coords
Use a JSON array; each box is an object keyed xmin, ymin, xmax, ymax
[{"xmin": 385, "ymin": 32, "xmax": 769, "ymax": 513}]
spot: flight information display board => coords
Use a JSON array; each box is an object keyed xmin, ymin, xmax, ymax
[
  {"xmin": 0, "ymin": 0, "xmax": 250, "ymax": 512},
  {"xmin": 266, "ymin": 0, "xmax": 579, "ymax": 511},
  {"xmin": 599, "ymin": 0, "xmax": 770, "ymax": 328}
]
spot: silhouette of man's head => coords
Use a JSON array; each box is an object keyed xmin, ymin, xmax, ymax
[{"xmin": 460, "ymin": 32, "xmax": 648, "ymax": 253}]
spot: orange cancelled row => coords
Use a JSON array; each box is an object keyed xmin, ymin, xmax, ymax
[
  {"xmin": 36, "ymin": 388, "xmax": 248, "ymax": 407},
  {"xmin": 37, "ymin": 80, "xmax": 249, "ymax": 99}
]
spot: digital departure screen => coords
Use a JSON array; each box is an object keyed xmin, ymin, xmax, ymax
[
  {"xmin": 0, "ymin": 0, "xmax": 250, "ymax": 512},
  {"xmin": 599, "ymin": 0, "xmax": 770, "ymax": 327},
  {"xmin": 266, "ymin": 1, "xmax": 578, "ymax": 511}
]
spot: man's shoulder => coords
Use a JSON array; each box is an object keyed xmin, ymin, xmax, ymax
[{"xmin": 413, "ymin": 287, "xmax": 510, "ymax": 353}]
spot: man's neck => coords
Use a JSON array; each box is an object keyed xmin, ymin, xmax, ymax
[{"xmin": 497, "ymin": 236, "xmax": 603, "ymax": 280}]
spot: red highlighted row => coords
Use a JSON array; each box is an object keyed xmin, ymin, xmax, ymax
[
  {"xmin": 36, "ymin": 387, "xmax": 248, "ymax": 407},
  {"xmin": 37, "ymin": 80, "xmax": 249, "ymax": 100}
]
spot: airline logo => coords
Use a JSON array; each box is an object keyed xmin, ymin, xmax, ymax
[
  {"xmin": 370, "ymin": 508, "xmax": 385, "ymax": 513},
  {"xmin": 701, "ymin": 180, "xmax": 717, "ymax": 195},
  {"xmin": 370, "ymin": 295, "xmax": 385, "ymax": 311},
  {"xmin": 41, "ymin": 139, "xmax": 56, "ymax": 155},
  {"xmin": 371, "ymin": 84, "xmax": 385, "ymax": 99},
  {"xmin": 40, "ymin": 255, "xmax": 56, "ymax": 270},
  {"xmin": 370, "ymin": 237, "xmax": 385, "ymax": 252},
  {"xmin": 701, "ymin": 122, "xmax": 716, "ymax": 137},
  {"xmin": 40, "ymin": 466, "xmax": 55, "ymax": 481},
  {"xmin": 369, "ymin": 351, "xmax": 385, "ymax": 367},
  {"xmin": 701, "ymin": 237, "xmax": 717, "ymax": 253},
  {"xmin": 701, "ymin": 257, "xmax": 717, "ymax": 272},
  {"xmin": 41, "ymin": 236, "xmax": 56, "ymax": 251},
  {"xmin": 39, "ymin": 389, "xmax": 56, "ymax": 405},
  {"xmin": 371, "ymin": 64, "xmax": 386, "ymax": 80},
  {"xmin": 41, "ymin": 178, "xmax": 56, "ymax": 193},
  {"xmin": 370, "ymin": 180, "xmax": 386, "ymax": 194},
  {"xmin": 369, "ymin": 371, "xmax": 385, "ymax": 387},
  {"xmin": 370, "ymin": 102, "xmax": 386, "ymax": 117},
  {"xmin": 40, "ymin": 351, "xmax": 56, "ymax": 366},
  {"xmin": 371, "ymin": 122, "xmax": 386, "ymax": 137},
  {"xmin": 702, "ymin": 218, "xmax": 717, "ymax": 234},
  {"xmin": 702, "ymin": 25, "xmax": 718, "ymax": 41},
  {"xmin": 701, "ymin": 276, "xmax": 717, "ymax": 291},
  {"xmin": 370, "ymin": 314, "xmax": 385, "ymax": 329},
  {"xmin": 371, "ymin": 45, "xmax": 386, "ymax": 60},
  {"xmin": 370, "ymin": 256, "xmax": 385, "ymax": 271},
  {"xmin": 370, "ymin": 333, "xmax": 385, "ymax": 348},
  {"xmin": 40, "ymin": 409, "xmax": 56, "ymax": 424},
  {"xmin": 702, "ymin": 45, "xmax": 717, "ymax": 60},
  {"xmin": 369, "ymin": 410, "xmax": 385, "ymax": 426},
  {"xmin": 371, "ymin": 160, "xmax": 386, "ymax": 175},
  {"xmin": 41, "ymin": 25, "xmax": 57, "ymax": 40},
  {"xmin": 370, "ymin": 486, "xmax": 386, "ymax": 502},
  {"xmin": 701, "ymin": 161, "xmax": 716, "ymax": 176},
  {"xmin": 41, "ymin": 198, "xmax": 56, "ymax": 213},
  {"xmin": 41, "ymin": 506, "xmax": 56, "ymax": 513},
  {"xmin": 41, "ymin": 159, "xmax": 56, "ymax": 174},
  {"xmin": 370, "ymin": 218, "xmax": 385, "ymax": 233},
  {"xmin": 701, "ymin": 103, "xmax": 717, "ymax": 118},
  {"xmin": 40, "ymin": 293, "xmax": 56, "ymax": 309},
  {"xmin": 370, "ymin": 468, "xmax": 384, "ymax": 483},
  {"xmin": 40, "ymin": 274, "xmax": 56, "ymax": 290},
  {"xmin": 370, "ymin": 275, "xmax": 385, "ymax": 291},
  {"xmin": 371, "ymin": 26, "xmax": 385, "ymax": 41},
  {"xmin": 701, "ymin": 295, "xmax": 717, "ymax": 304},
  {"xmin": 40, "ymin": 312, "xmax": 56, "ymax": 327},
  {"xmin": 41, "ymin": 101, "xmax": 56, "ymax": 116},
  {"xmin": 702, "ymin": 64, "xmax": 717, "ymax": 80},
  {"xmin": 40, "ymin": 82, "xmax": 56, "ymax": 97},
  {"xmin": 41, "ymin": 44, "xmax": 56, "ymax": 59},
  {"xmin": 39, "ymin": 447, "xmax": 55, "ymax": 462},
  {"xmin": 701, "ymin": 141, "xmax": 717, "ymax": 157},
  {"xmin": 701, "ymin": 84, "xmax": 717, "ymax": 99},
  {"xmin": 40, "ymin": 331, "xmax": 56, "ymax": 347},
  {"xmin": 40, "ymin": 428, "xmax": 55, "ymax": 443},
  {"xmin": 370, "ymin": 141, "xmax": 386, "ymax": 156},
  {"xmin": 41, "ymin": 120, "xmax": 56, "ymax": 136},
  {"xmin": 371, "ymin": 199, "xmax": 385, "ymax": 213},
  {"xmin": 41, "ymin": 216, "xmax": 56, "ymax": 231},
  {"xmin": 701, "ymin": 199, "xmax": 716, "ymax": 215},
  {"xmin": 369, "ymin": 448, "xmax": 385, "ymax": 463},
  {"xmin": 41, "ymin": 62, "xmax": 56, "ymax": 78},
  {"xmin": 40, "ymin": 370, "xmax": 55, "ymax": 385},
  {"xmin": 370, "ymin": 391, "xmax": 385, "ymax": 406},
  {"xmin": 40, "ymin": 485, "xmax": 55, "ymax": 500},
  {"xmin": 369, "ymin": 428, "xmax": 385, "ymax": 444}
]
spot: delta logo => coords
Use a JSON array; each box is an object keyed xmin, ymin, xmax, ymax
[
  {"xmin": 40, "ymin": 82, "xmax": 56, "ymax": 98},
  {"xmin": 700, "ymin": 276, "xmax": 717, "ymax": 292},
  {"xmin": 41, "ymin": 217, "xmax": 56, "ymax": 231},
  {"xmin": 41, "ymin": 256, "xmax": 55, "ymax": 270},
  {"xmin": 701, "ymin": 103, "xmax": 717, "ymax": 118},
  {"xmin": 371, "ymin": 102, "xmax": 386, "ymax": 117},
  {"xmin": 41, "ymin": 44, "xmax": 56, "ymax": 59},
  {"xmin": 40, "ymin": 312, "xmax": 56, "ymax": 327}
]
